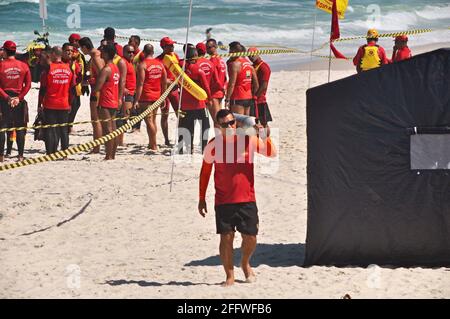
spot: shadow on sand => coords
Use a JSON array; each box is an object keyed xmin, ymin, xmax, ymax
[{"xmin": 185, "ymin": 243, "xmax": 305, "ymax": 268}]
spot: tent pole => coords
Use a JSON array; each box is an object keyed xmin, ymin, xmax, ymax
[
  {"xmin": 327, "ymin": 43, "xmax": 332, "ymax": 82},
  {"xmin": 307, "ymin": 10, "xmax": 317, "ymax": 89},
  {"xmin": 169, "ymin": 0, "xmax": 194, "ymax": 192}
]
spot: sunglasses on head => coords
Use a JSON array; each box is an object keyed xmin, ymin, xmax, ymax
[{"xmin": 219, "ymin": 120, "xmax": 235, "ymax": 128}]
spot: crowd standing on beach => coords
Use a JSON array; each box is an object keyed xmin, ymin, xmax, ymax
[{"xmin": 0, "ymin": 27, "xmax": 274, "ymax": 161}]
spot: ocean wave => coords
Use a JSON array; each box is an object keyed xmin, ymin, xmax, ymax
[
  {"xmin": 416, "ymin": 4, "xmax": 450, "ymax": 20},
  {"xmin": 0, "ymin": 0, "xmax": 39, "ymax": 5}
]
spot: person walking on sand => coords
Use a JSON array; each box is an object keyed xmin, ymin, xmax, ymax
[
  {"xmin": 93, "ymin": 44, "xmax": 121, "ymax": 160},
  {"xmin": 134, "ymin": 44, "xmax": 167, "ymax": 151},
  {"xmin": 225, "ymin": 42, "xmax": 258, "ymax": 116},
  {"xmin": 198, "ymin": 109, "xmax": 277, "ymax": 286},
  {"xmin": 353, "ymin": 29, "xmax": 389, "ymax": 73}
]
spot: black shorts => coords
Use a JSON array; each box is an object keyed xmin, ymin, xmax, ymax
[
  {"xmin": 250, "ymin": 102, "xmax": 273, "ymax": 124},
  {"xmin": 215, "ymin": 202, "xmax": 259, "ymax": 235},
  {"xmin": 124, "ymin": 94, "xmax": 134, "ymax": 103},
  {"xmin": 230, "ymin": 99, "xmax": 254, "ymax": 108},
  {"xmin": 98, "ymin": 107, "xmax": 117, "ymax": 117}
]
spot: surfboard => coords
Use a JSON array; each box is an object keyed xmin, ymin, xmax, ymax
[{"xmin": 163, "ymin": 54, "xmax": 207, "ymax": 101}]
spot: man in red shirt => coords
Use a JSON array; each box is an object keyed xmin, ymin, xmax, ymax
[
  {"xmin": 0, "ymin": 40, "xmax": 31, "ymax": 162},
  {"xmin": 66, "ymin": 41, "xmax": 84, "ymax": 134},
  {"xmin": 206, "ymin": 38, "xmax": 227, "ymax": 125},
  {"xmin": 134, "ymin": 44, "xmax": 167, "ymax": 151},
  {"xmin": 103, "ymin": 27, "xmax": 123, "ymax": 57},
  {"xmin": 156, "ymin": 36, "xmax": 180, "ymax": 146},
  {"xmin": 198, "ymin": 109, "xmax": 277, "ymax": 286},
  {"xmin": 391, "ymin": 35, "xmax": 412, "ymax": 63},
  {"xmin": 79, "ymin": 37, "xmax": 105, "ymax": 154},
  {"xmin": 353, "ymin": 29, "xmax": 389, "ymax": 73},
  {"xmin": 248, "ymin": 47, "xmax": 273, "ymax": 127},
  {"xmin": 177, "ymin": 45, "xmax": 211, "ymax": 154},
  {"xmin": 196, "ymin": 42, "xmax": 221, "ymax": 124},
  {"xmin": 117, "ymin": 44, "xmax": 137, "ymax": 146},
  {"xmin": 39, "ymin": 46, "xmax": 75, "ymax": 155},
  {"xmin": 225, "ymin": 41, "xmax": 259, "ymax": 115},
  {"xmin": 93, "ymin": 44, "xmax": 121, "ymax": 160}
]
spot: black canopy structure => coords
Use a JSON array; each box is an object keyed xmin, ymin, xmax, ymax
[{"xmin": 305, "ymin": 49, "xmax": 450, "ymax": 266}]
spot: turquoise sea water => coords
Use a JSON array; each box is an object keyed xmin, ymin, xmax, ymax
[{"xmin": 0, "ymin": 0, "xmax": 449, "ymax": 56}]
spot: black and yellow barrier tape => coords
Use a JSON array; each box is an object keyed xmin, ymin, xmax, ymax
[
  {"xmin": 208, "ymin": 48, "xmax": 300, "ymax": 59},
  {"xmin": 0, "ymin": 78, "xmax": 180, "ymax": 172},
  {"xmin": 0, "ymin": 111, "xmax": 185, "ymax": 134},
  {"xmin": 335, "ymin": 27, "xmax": 449, "ymax": 43}
]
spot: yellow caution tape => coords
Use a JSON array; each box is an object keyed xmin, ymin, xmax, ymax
[
  {"xmin": 335, "ymin": 27, "xmax": 449, "ymax": 43},
  {"xmin": 0, "ymin": 111, "xmax": 185, "ymax": 134},
  {"xmin": 0, "ymin": 79, "xmax": 180, "ymax": 172}
]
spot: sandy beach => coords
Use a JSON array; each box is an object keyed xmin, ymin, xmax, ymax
[{"xmin": 1, "ymin": 43, "xmax": 450, "ymax": 299}]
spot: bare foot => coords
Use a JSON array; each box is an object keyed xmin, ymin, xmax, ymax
[
  {"xmin": 245, "ymin": 275, "xmax": 256, "ymax": 283},
  {"xmin": 88, "ymin": 148, "xmax": 100, "ymax": 155},
  {"xmin": 221, "ymin": 278, "xmax": 235, "ymax": 287},
  {"xmin": 17, "ymin": 156, "xmax": 24, "ymax": 162},
  {"xmin": 241, "ymin": 262, "xmax": 256, "ymax": 283}
]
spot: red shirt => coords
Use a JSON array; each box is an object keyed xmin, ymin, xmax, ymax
[
  {"xmin": 180, "ymin": 61, "xmax": 211, "ymax": 111},
  {"xmin": 230, "ymin": 57, "xmax": 253, "ymax": 100},
  {"xmin": 156, "ymin": 52, "xmax": 180, "ymax": 82},
  {"xmin": 200, "ymin": 135, "xmax": 277, "ymax": 205},
  {"xmin": 124, "ymin": 59, "xmax": 136, "ymax": 96},
  {"xmin": 140, "ymin": 58, "xmax": 165, "ymax": 102},
  {"xmin": 392, "ymin": 46, "xmax": 412, "ymax": 62},
  {"xmin": 197, "ymin": 57, "xmax": 214, "ymax": 85},
  {"xmin": 209, "ymin": 56, "xmax": 227, "ymax": 99},
  {"xmin": 0, "ymin": 58, "xmax": 31, "ymax": 101},
  {"xmin": 115, "ymin": 43, "xmax": 123, "ymax": 57},
  {"xmin": 254, "ymin": 60, "xmax": 271, "ymax": 104},
  {"xmin": 99, "ymin": 63, "xmax": 120, "ymax": 109},
  {"xmin": 42, "ymin": 62, "xmax": 74, "ymax": 110}
]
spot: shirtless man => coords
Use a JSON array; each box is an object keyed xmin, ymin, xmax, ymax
[
  {"xmin": 225, "ymin": 42, "xmax": 258, "ymax": 116},
  {"xmin": 79, "ymin": 37, "xmax": 105, "ymax": 153}
]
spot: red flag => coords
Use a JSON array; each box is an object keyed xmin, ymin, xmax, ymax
[
  {"xmin": 330, "ymin": 42, "xmax": 348, "ymax": 59},
  {"xmin": 330, "ymin": 0, "xmax": 340, "ymax": 41}
]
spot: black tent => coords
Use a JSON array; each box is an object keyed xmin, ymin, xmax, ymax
[{"xmin": 305, "ymin": 49, "xmax": 450, "ymax": 266}]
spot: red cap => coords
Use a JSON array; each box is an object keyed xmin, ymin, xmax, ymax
[
  {"xmin": 69, "ymin": 33, "xmax": 81, "ymax": 43},
  {"xmin": 160, "ymin": 37, "xmax": 175, "ymax": 48},
  {"xmin": 2, "ymin": 40, "xmax": 17, "ymax": 51},
  {"xmin": 395, "ymin": 35, "xmax": 408, "ymax": 42},
  {"xmin": 196, "ymin": 42, "xmax": 206, "ymax": 55}
]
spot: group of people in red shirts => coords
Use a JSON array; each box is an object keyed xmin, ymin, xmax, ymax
[
  {"xmin": 0, "ymin": 27, "xmax": 273, "ymax": 161},
  {"xmin": 353, "ymin": 28, "xmax": 413, "ymax": 73}
]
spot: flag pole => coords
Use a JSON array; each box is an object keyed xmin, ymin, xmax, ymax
[{"xmin": 308, "ymin": 10, "xmax": 318, "ymax": 89}]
